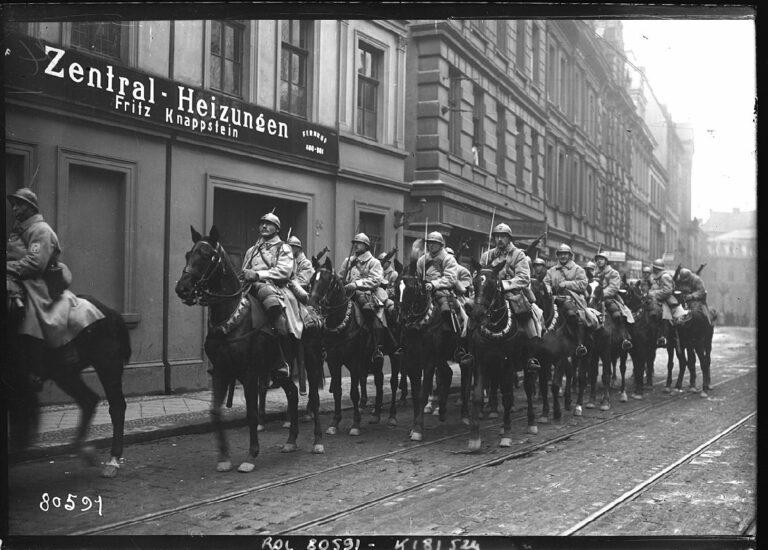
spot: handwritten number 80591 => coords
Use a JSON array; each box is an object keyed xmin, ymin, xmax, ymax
[{"xmin": 39, "ymin": 493, "xmax": 103, "ymax": 516}]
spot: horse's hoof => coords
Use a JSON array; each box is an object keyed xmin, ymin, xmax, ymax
[
  {"xmin": 663, "ymin": 387, "xmax": 671, "ymax": 394},
  {"xmin": 574, "ymin": 405, "xmax": 583, "ymax": 416},
  {"xmin": 462, "ymin": 417, "xmax": 471, "ymax": 426},
  {"xmin": 432, "ymin": 406, "xmax": 440, "ymax": 416},
  {"xmin": 282, "ymin": 421, "xmax": 292, "ymax": 429},
  {"xmin": 257, "ymin": 424, "xmax": 265, "ymax": 432},
  {"xmin": 100, "ymin": 464, "xmax": 119, "ymax": 478},
  {"xmin": 631, "ymin": 393, "xmax": 643, "ymax": 400},
  {"xmin": 410, "ymin": 431, "xmax": 423, "ymax": 442},
  {"xmin": 674, "ymin": 388, "xmax": 684, "ymax": 394},
  {"xmin": 237, "ymin": 462, "xmax": 256, "ymax": 473},
  {"xmin": 369, "ymin": 415, "xmax": 381, "ymax": 424},
  {"xmin": 423, "ymin": 404, "xmax": 433, "ymax": 414},
  {"xmin": 688, "ymin": 386, "xmax": 700, "ymax": 393},
  {"xmin": 488, "ymin": 411, "xmax": 499, "ymax": 419},
  {"xmin": 619, "ymin": 392, "xmax": 628, "ymax": 403},
  {"xmin": 538, "ymin": 416, "xmax": 549, "ymax": 424},
  {"xmin": 80, "ymin": 445, "xmax": 98, "ymax": 466},
  {"xmin": 326, "ymin": 426, "xmax": 337, "ymax": 435},
  {"xmin": 468, "ymin": 438, "xmax": 482, "ymax": 451},
  {"xmin": 527, "ymin": 425, "xmax": 538, "ymax": 435},
  {"xmin": 349, "ymin": 427, "xmax": 361, "ymax": 436},
  {"xmin": 585, "ymin": 402, "xmax": 596, "ymax": 409},
  {"xmin": 281, "ymin": 443, "xmax": 298, "ymax": 453},
  {"xmin": 301, "ymin": 414, "xmax": 314, "ymax": 423},
  {"xmin": 700, "ymin": 391, "xmax": 709, "ymax": 398},
  {"xmin": 499, "ymin": 437, "xmax": 512, "ymax": 447},
  {"xmin": 217, "ymin": 460, "xmax": 233, "ymax": 472},
  {"xmin": 312, "ymin": 444, "xmax": 325, "ymax": 454},
  {"xmin": 599, "ymin": 402, "xmax": 611, "ymax": 411}
]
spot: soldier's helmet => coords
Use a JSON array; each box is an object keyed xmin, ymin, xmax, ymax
[
  {"xmin": 556, "ymin": 244, "xmax": 573, "ymax": 256},
  {"xmin": 445, "ymin": 247, "xmax": 455, "ymax": 255},
  {"xmin": 259, "ymin": 212, "xmax": 281, "ymax": 231},
  {"xmin": 351, "ymin": 233, "xmax": 371, "ymax": 247},
  {"xmin": 425, "ymin": 231, "xmax": 445, "ymax": 246},
  {"xmin": 678, "ymin": 268, "xmax": 693, "ymax": 281},
  {"xmin": 533, "ymin": 258, "xmax": 547, "ymax": 267},
  {"xmin": 652, "ymin": 258, "xmax": 665, "ymax": 271},
  {"xmin": 585, "ymin": 260, "xmax": 597, "ymax": 270},
  {"xmin": 287, "ymin": 236, "xmax": 302, "ymax": 248},
  {"xmin": 642, "ymin": 266, "xmax": 652, "ymax": 275},
  {"xmin": 594, "ymin": 251, "xmax": 609, "ymax": 262},
  {"xmin": 7, "ymin": 187, "xmax": 39, "ymax": 212},
  {"xmin": 492, "ymin": 223, "xmax": 513, "ymax": 237}
]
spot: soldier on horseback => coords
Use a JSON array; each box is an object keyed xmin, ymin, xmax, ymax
[
  {"xmin": 640, "ymin": 265, "xmax": 653, "ymax": 293},
  {"xmin": 341, "ymin": 233, "xmax": 399, "ymax": 359},
  {"xmin": 446, "ymin": 246, "xmax": 473, "ymax": 334},
  {"xmin": 241, "ymin": 212, "xmax": 296, "ymax": 376},
  {"xmin": 648, "ymin": 258, "xmax": 688, "ymax": 346},
  {"xmin": 416, "ymin": 232, "xmax": 461, "ymax": 332},
  {"xmin": 287, "ymin": 236, "xmax": 314, "ymax": 304},
  {"xmin": 676, "ymin": 268, "xmax": 714, "ymax": 327},
  {"xmin": 377, "ymin": 249, "xmax": 399, "ymax": 325},
  {"xmin": 531, "ymin": 257, "xmax": 547, "ymax": 284},
  {"xmin": 6, "ymin": 188, "xmax": 105, "ymax": 375},
  {"xmin": 593, "ymin": 251, "xmax": 634, "ymax": 350},
  {"xmin": 543, "ymin": 244, "xmax": 593, "ymax": 354},
  {"xmin": 584, "ymin": 260, "xmax": 597, "ymax": 299}
]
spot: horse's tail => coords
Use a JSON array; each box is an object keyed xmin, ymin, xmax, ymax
[{"xmin": 78, "ymin": 295, "xmax": 132, "ymax": 362}]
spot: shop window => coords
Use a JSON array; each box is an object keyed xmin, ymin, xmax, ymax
[
  {"xmin": 71, "ymin": 22, "xmax": 123, "ymax": 60},
  {"xmin": 280, "ymin": 20, "xmax": 312, "ymax": 118},
  {"xmin": 472, "ymin": 85, "xmax": 485, "ymax": 167},
  {"xmin": 210, "ymin": 20, "xmax": 244, "ymax": 97},
  {"xmin": 359, "ymin": 211, "xmax": 385, "ymax": 255},
  {"xmin": 356, "ymin": 41, "xmax": 382, "ymax": 140},
  {"xmin": 496, "ymin": 102, "xmax": 506, "ymax": 179},
  {"xmin": 448, "ymin": 67, "xmax": 463, "ymax": 156},
  {"xmin": 65, "ymin": 165, "xmax": 126, "ymax": 312}
]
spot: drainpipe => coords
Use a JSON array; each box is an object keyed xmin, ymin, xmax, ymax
[{"xmin": 162, "ymin": 21, "xmax": 176, "ymax": 395}]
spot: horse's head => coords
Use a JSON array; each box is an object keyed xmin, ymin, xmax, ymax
[
  {"xmin": 640, "ymin": 291, "xmax": 662, "ymax": 322},
  {"xmin": 588, "ymin": 281, "xmax": 603, "ymax": 309},
  {"xmin": 472, "ymin": 261, "xmax": 505, "ymax": 322},
  {"xmin": 175, "ymin": 225, "xmax": 230, "ymax": 306},
  {"xmin": 307, "ymin": 257, "xmax": 339, "ymax": 309},
  {"xmin": 396, "ymin": 252, "xmax": 430, "ymax": 324},
  {"xmin": 622, "ymin": 280, "xmax": 643, "ymax": 312}
]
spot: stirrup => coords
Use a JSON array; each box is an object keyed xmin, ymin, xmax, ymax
[
  {"xmin": 656, "ymin": 337, "xmax": 667, "ymax": 347},
  {"xmin": 621, "ymin": 339, "xmax": 633, "ymax": 351},
  {"xmin": 575, "ymin": 344, "xmax": 587, "ymax": 357},
  {"xmin": 372, "ymin": 346, "xmax": 384, "ymax": 361}
]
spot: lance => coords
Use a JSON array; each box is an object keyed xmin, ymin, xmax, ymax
[
  {"xmin": 486, "ymin": 207, "xmax": 497, "ymax": 262},
  {"xmin": 422, "ymin": 217, "xmax": 429, "ymax": 284},
  {"xmin": 286, "ymin": 227, "xmax": 292, "ymax": 240},
  {"xmin": 342, "ymin": 222, "xmax": 361, "ymax": 284}
]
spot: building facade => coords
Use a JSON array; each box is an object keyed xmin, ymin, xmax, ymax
[{"xmin": 5, "ymin": 20, "xmax": 409, "ymax": 402}]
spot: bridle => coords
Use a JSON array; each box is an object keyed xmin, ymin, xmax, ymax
[
  {"xmin": 310, "ymin": 269, "xmax": 354, "ymax": 334},
  {"xmin": 183, "ymin": 240, "xmax": 248, "ymax": 306},
  {"xmin": 399, "ymin": 277, "xmax": 433, "ymax": 329},
  {"xmin": 476, "ymin": 272, "xmax": 515, "ymax": 339}
]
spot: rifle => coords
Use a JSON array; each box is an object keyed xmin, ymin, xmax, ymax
[
  {"xmin": 695, "ymin": 263, "xmax": 707, "ymax": 276},
  {"xmin": 342, "ymin": 224, "xmax": 361, "ymax": 284},
  {"xmin": 525, "ymin": 232, "xmax": 546, "ymax": 259},
  {"xmin": 672, "ymin": 263, "xmax": 682, "ymax": 283},
  {"xmin": 313, "ymin": 246, "xmax": 330, "ymax": 263},
  {"xmin": 383, "ymin": 245, "xmax": 398, "ymax": 264}
]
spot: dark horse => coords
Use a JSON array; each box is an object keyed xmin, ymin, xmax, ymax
[
  {"xmin": 5, "ymin": 279, "xmax": 130, "ymax": 478},
  {"xmin": 176, "ymin": 226, "xmax": 324, "ymax": 474},
  {"xmin": 468, "ymin": 262, "xmax": 541, "ymax": 451},
  {"xmin": 398, "ymin": 254, "xmax": 462, "ymax": 442},
  {"xmin": 307, "ymin": 257, "xmax": 371, "ymax": 435},
  {"xmin": 622, "ymin": 282, "xmax": 659, "ymax": 398}
]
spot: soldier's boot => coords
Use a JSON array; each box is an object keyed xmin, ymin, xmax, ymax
[
  {"xmin": 568, "ymin": 314, "xmax": 587, "ymax": 356},
  {"xmin": 265, "ymin": 304, "xmax": 291, "ymax": 380},
  {"xmin": 656, "ymin": 322, "xmax": 669, "ymax": 348},
  {"xmin": 614, "ymin": 313, "xmax": 632, "ymax": 350}
]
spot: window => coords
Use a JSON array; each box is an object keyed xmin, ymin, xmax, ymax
[
  {"xmin": 357, "ymin": 42, "xmax": 381, "ymax": 140},
  {"xmin": 359, "ymin": 212, "xmax": 385, "ymax": 255},
  {"xmin": 574, "ymin": 70, "xmax": 582, "ymax": 125},
  {"xmin": 448, "ymin": 67, "xmax": 463, "ymax": 155},
  {"xmin": 280, "ymin": 20, "xmax": 311, "ymax": 117},
  {"xmin": 557, "ymin": 150, "xmax": 566, "ymax": 207},
  {"xmin": 470, "ymin": 20, "xmax": 486, "ymax": 35},
  {"xmin": 496, "ymin": 102, "xmax": 507, "ymax": 179},
  {"xmin": 547, "ymin": 45, "xmax": 556, "ymax": 101},
  {"xmin": 515, "ymin": 20, "xmax": 526, "ymax": 70},
  {"xmin": 559, "ymin": 55, "xmax": 568, "ymax": 112},
  {"xmin": 545, "ymin": 143, "xmax": 554, "ymax": 202},
  {"xmin": 210, "ymin": 20, "xmax": 243, "ymax": 96},
  {"xmin": 472, "ymin": 86, "xmax": 485, "ymax": 167},
  {"xmin": 531, "ymin": 25, "xmax": 541, "ymax": 84},
  {"xmin": 531, "ymin": 129, "xmax": 540, "ymax": 196},
  {"xmin": 496, "ymin": 21, "xmax": 508, "ymax": 55},
  {"xmin": 515, "ymin": 117, "xmax": 525, "ymax": 190},
  {"xmin": 71, "ymin": 22, "xmax": 122, "ymax": 60}
]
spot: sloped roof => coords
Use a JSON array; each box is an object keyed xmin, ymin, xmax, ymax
[
  {"xmin": 710, "ymin": 229, "xmax": 755, "ymax": 242},
  {"xmin": 701, "ymin": 209, "xmax": 755, "ymax": 235}
]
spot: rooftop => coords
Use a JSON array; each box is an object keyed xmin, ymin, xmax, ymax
[
  {"xmin": 701, "ymin": 208, "xmax": 755, "ymax": 235},
  {"xmin": 710, "ymin": 229, "xmax": 756, "ymax": 242}
]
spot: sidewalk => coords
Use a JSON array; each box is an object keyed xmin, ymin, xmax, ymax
[{"xmin": 22, "ymin": 363, "xmax": 463, "ymax": 459}]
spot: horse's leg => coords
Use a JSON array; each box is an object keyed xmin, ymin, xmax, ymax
[
  {"xmin": 93, "ymin": 358, "xmax": 126, "ymax": 478},
  {"xmin": 305, "ymin": 343, "xmax": 324, "ymax": 453},
  {"xmin": 408, "ymin": 345, "xmax": 424, "ymax": 442},
  {"xmin": 210, "ymin": 368, "xmax": 232, "ymax": 472},
  {"xmin": 460, "ymin": 355, "xmax": 473, "ymax": 425},
  {"xmin": 574, "ymin": 356, "xmax": 586, "ymax": 416},
  {"xmin": 49, "ymin": 367, "xmax": 100, "ymax": 464},
  {"xmin": 600, "ymin": 351, "xmax": 613, "ymax": 411},
  {"xmin": 499, "ymin": 359, "xmax": 515, "ymax": 446},
  {"xmin": 326, "ymin": 359, "xmax": 343, "ymax": 435},
  {"xmin": 699, "ymin": 339, "xmax": 712, "ymax": 395},
  {"xmin": 523, "ymin": 358, "xmax": 538, "ymax": 434},
  {"xmin": 388, "ymin": 352, "xmax": 400, "ymax": 425},
  {"xmin": 257, "ymin": 375, "xmax": 268, "ymax": 431},
  {"xmin": 370, "ymin": 357, "xmax": 384, "ymax": 424},
  {"xmin": 237, "ymin": 368, "xmax": 262, "ymax": 473},
  {"xmin": 348, "ymin": 357, "xmax": 362, "ymax": 436},
  {"xmin": 551, "ymin": 360, "xmax": 562, "ymax": 420},
  {"xmin": 539, "ymin": 359, "xmax": 550, "ymax": 423},
  {"xmin": 468, "ymin": 351, "xmax": 484, "ymax": 451},
  {"xmin": 277, "ymin": 369, "xmax": 299, "ymax": 452},
  {"xmin": 437, "ymin": 361, "xmax": 452, "ymax": 422},
  {"xmin": 584, "ymin": 352, "xmax": 597, "ymax": 409},
  {"xmin": 618, "ymin": 350, "xmax": 628, "ymax": 402},
  {"xmin": 420, "ymin": 360, "xmax": 435, "ymax": 429},
  {"xmin": 673, "ymin": 334, "xmax": 688, "ymax": 391},
  {"xmin": 686, "ymin": 343, "xmax": 698, "ymax": 391},
  {"xmin": 487, "ymin": 361, "xmax": 500, "ymax": 418}
]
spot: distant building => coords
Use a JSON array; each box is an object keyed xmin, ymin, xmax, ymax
[{"xmin": 700, "ymin": 209, "xmax": 756, "ymax": 326}]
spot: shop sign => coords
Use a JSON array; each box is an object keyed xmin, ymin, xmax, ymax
[
  {"xmin": 4, "ymin": 32, "xmax": 339, "ymax": 165},
  {"xmin": 603, "ymin": 251, "xmax": 626, "ymax": 262},
  {"xmin": 626, "ymin": 260, "xmax": 642, "ymax": 272},
  {"xmin": 506, "ymin": 219, "xmax": 548, "ymax": 240}
]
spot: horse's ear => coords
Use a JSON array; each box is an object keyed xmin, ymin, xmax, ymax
[
  {"xmin": 323, "ymin": 257, "xmax": 332, "ymax": 271},
  {"xmin": 209, "ymin": 225, "xmax": 220, "ymax": 245},
  {"xmin": 191, "ymin": 225, "xmax": 202, "ymax": 243},
  {"xmin": 311, "ymin": 255, "xmax": 319, "ymax": 269}
]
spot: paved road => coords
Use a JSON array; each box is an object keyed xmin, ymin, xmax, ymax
[{"xmin": 7, "ymin": 326, "xmax": 756, "ymax": 538}]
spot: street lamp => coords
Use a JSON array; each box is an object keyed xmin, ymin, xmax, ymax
[{"xmin": 394, "ymin": 198, "xmax": 427, "ymax": 229}]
